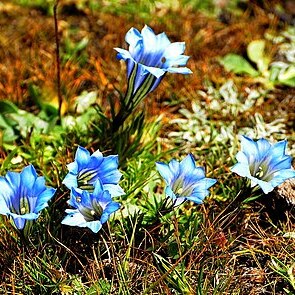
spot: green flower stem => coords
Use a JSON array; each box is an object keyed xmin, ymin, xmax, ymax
[{"xmin": 112, "ymin": 71, "xmax": 156, "ymax": 133}]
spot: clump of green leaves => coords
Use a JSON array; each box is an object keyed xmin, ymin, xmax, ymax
[
  {"xmin": 0, "ymin": 100, "xmax": 58, "ymax": 144},
  {"xmin": 219, "ymin": 36, "xmax": 295, "ymax": 87}
]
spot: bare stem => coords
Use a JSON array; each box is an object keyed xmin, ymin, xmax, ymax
[{"xmin": 54, "ymin": 0, "xmax": 62, "ymax": 119}]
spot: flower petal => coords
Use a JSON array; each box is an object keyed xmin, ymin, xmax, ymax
[
  {"xmin": 240, "ymin": 135, "xmax": 259, "ymax": 162},
  {"xmin": 250, "ymin": 177, "xmax": 274, "ymax": 194},
  {"xmin": 166, "ymin": 67, "xmax": 193, "ymax": 74},
  {"xmin": 256, "ymin": 138, "xmax": 271, "ymax": 159},
  {"xmin": 0, "ymin": 165, "xmax": 55, "ymax": 232},
  {"xmin": 158, "ymin": 154, "xmax": 215, "ymax": 205},
  {"xmin": 235, "ymin": 151, "xmax": 249, "ymax": 164},
  {"xmin": 164, "ymin": 42, "xmax": 186, "ymax": 57},
  {"xmin": 62, "ymin": 173, "xmax": 78, "ymax": 190},
  {"xmin": 141, "ymin": 25, "xmax": 158, "ymax": 52},
  {"xmin": 86, "ymin": 220, "xmax": 102, "ymax": 233},
  {"xmin": 270, "ymin": 140, "xmax": 287, "ymax": 158},
  {"xmin": 232, "ymin": 136, "xmax": 294, "ymax": 194},
  {"xmin": 164, "ymin": 55, "xmax": 190, "ymax": 68},
  {"xmin": 34, "ymin": 187, "xmax": 56, "ymax": 213},
  {"xmin": 75, "ymin": 146, "xmax": 90, "ymax": 168},
  {"xmin": 115, "ymin": 24, "xmax": 192, "ymax": 98},
  {"xmin": 231, "ymin": 162, "xmax": 251, "ymax": 178},
  {"xmin": 156, "ymin": 162, "xmax": 174, "ymax": 184},
  {"xmin": 61, "ymin": 211, "xmax": 87, "ymax": 227},
  {"xmin": 115, "ymin": 47, "xmax": 133, "ymax": 61},
  {"xmin": 268, "ymin": 156, "xmax": 292, "ymax": 172},
  {"xmin": 179, "ymin": 154, "xmax": 196, "ymax": 175},
  {"xmin": 125, "ymin": 27, "xmax": 142, "ymax": 48},
  {"xmin": 62, "ymin": 147, "xmax": 124, "ymax": 197},
  {"xmin": 20, "ymin": 165, "xmax": 37, "ymax": 191},
  {"xmin": 271, "ymin": 169, "xmax": 295, "ymax": 187}
]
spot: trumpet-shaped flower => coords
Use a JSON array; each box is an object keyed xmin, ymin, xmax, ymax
[
  {"xmin": 61, "ymin": 179, "xmax": 121, "ymax": 233},
  {"xmin": 62, "ymin": 146, "xmax": 124, "ymax": 197},
  {"xmin": 231, "ymin": 136, "xmax": 295, "ymax": 194},
  {"xmin": 114, "ymin": 25, "xmax": 192, "ymax": 109},
  {"xmin": 0, "ymin": 165, "xmax": 56, "ymax": 230},
  {"xmin": 156, "ymin": 154, "xmax": 217, "ymax": 206}
]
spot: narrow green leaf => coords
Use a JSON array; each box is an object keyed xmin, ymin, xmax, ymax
[
  {"xmin": 0, "ymin": 148, "xmax": 19, "ymax": 173},
  {"xmin": 279, "ymin": 77, "xmax": 295, "ymax": 87},
  {"xmin": 0, "ymin": 100, "xmax": 19, "ymax": 114}
]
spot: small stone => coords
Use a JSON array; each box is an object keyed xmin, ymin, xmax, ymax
[{"xmin": 275, "ymin": 178, "xmax": 295, "ymax": 205}]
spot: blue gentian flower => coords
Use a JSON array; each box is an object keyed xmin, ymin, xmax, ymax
[
  {"xmin": 231, "ymin": 136, "xmax": 295, "ymax": 194},
  {"xmin": 0, "ymin": 165, "xmax": 56, "ymax": 230},
  {"xmin": 156, "ymin": 154, "xmax": 217, "ymax": 206},
  {"xmin": 115, "ymin": 25, "xmax": 192, "ymax": 108},
  {"xmin": 62, "ymin": 146, "xmax": 124, "ymax": 197},
  {"xmin": 61, "ymin": 179, "xmax": 121, "ymax": 233}
]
